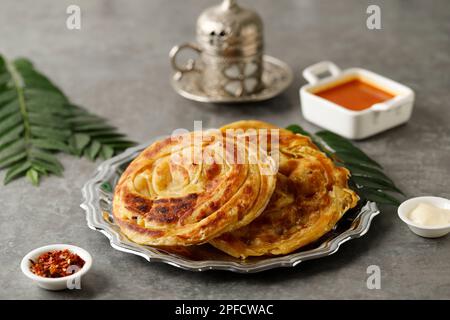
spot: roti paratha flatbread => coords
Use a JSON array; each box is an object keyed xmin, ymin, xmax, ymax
[
  {"xmin": 210, "ymin": 121, "xmax": 359, "ymax": 258},
  {"xmin": 113, "ymin": 130, "xmax": 276, "ymax": 246}
]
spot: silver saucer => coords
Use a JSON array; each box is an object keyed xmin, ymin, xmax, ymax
[
  {"xmin": 171, "ymin": 55, "xmax": 293, "ymax": 104},
  {"xmin": 81, "ymin": 138, "xmax": 380, "ymax": 273}
]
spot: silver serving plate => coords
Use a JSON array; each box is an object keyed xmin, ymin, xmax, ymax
[
  {"xmin": 81, "ymin": 138, "xmax": 380, "ymax": 273},
  {"xmin": 171, "ymin": 55, "xmax": 293, "ymax": 104}
]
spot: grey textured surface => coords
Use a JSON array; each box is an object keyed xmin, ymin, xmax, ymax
[{"xmin": 0, "ymin": 0, "xmax": 449, "ymax": 300}]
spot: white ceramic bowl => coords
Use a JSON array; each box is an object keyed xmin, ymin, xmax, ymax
[
  {"xmin": 398, "ymin": 196, "xmax": 450, "ymax": 238},
  {"xmin": 21, "ymin": 244, "xmax": 92, "ymax": 291},
  {"xmin": 299, "ymin": 61, "xmax": 415, "ymax": 140}
]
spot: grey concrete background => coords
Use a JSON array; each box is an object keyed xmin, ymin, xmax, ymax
[{"xmin": 0, "ymin": 0, "xmax": 449, "ymax": 299}]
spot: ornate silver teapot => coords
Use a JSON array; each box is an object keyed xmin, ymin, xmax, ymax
[{"xmin": 170, "ymin": 0, "xmax": 264, "ymax": 98}]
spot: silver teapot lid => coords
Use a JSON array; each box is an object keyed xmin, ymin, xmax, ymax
[{"xmin": 196, "ymin": 0, "xmax": 263, "ymax": 57}]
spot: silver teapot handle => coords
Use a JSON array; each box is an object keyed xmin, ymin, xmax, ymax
[{"xmin": 169, "ymin": 42, "xmax": 202, "ymax": 73}]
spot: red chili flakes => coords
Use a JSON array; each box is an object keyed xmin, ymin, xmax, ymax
[{"xmin": 29, "ymin": 249, "xmax": 85, "ymax": 278}]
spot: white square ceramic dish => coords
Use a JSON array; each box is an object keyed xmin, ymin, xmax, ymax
[{"xmin": 299, "ymin": 61, "xmax": 415, "ymax": 140}]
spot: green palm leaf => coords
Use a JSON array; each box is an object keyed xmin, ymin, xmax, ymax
[
  {"xmin": 287, "ymin": 124, "xmax": 403, "ymax": 206},
  {"xmin": 0, "ymin": 55, "xmax": 70, "ymax": 184},
  {"xmin": 0, "ymin": 54, "xmax": 135, "ymax": 186},
  {"xmin": 68, "ymin": 104, "xmax": 135, "ymax": 160}
]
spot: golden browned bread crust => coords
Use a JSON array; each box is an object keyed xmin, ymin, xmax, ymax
[
  {"xmin": 113, "ymin": 130, "xmax": 276, "ymax": 246},
  {"xmin": 209, "ymin": 121, "xmax": 359, "ymax": 258}
]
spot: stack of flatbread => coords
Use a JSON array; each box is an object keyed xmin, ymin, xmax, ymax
[{"xmin": 113, "ymin": 120, "xmax": 358, "ymax": 258}]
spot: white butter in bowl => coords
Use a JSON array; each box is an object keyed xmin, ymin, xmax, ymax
[
  {"xmin": 398, "ymin": 197, "xmax": 450, "ymax": 238},
  {"xmin": 408, "ymin": 203, "xmax": 450, "ymax": 227}
]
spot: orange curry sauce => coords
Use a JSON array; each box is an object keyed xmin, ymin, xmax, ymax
[{"xmin": 315, "ymin": 78, "xmax": 395, "ymax": 111}]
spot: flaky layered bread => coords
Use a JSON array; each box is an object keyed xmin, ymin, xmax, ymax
[
  {"xmin": 210, "ymin": 121, "xmax": 359, "ymax": 258},
  {"xmin": 113, "ymin": 130, "xmax": 276, "ymax": 246}
]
